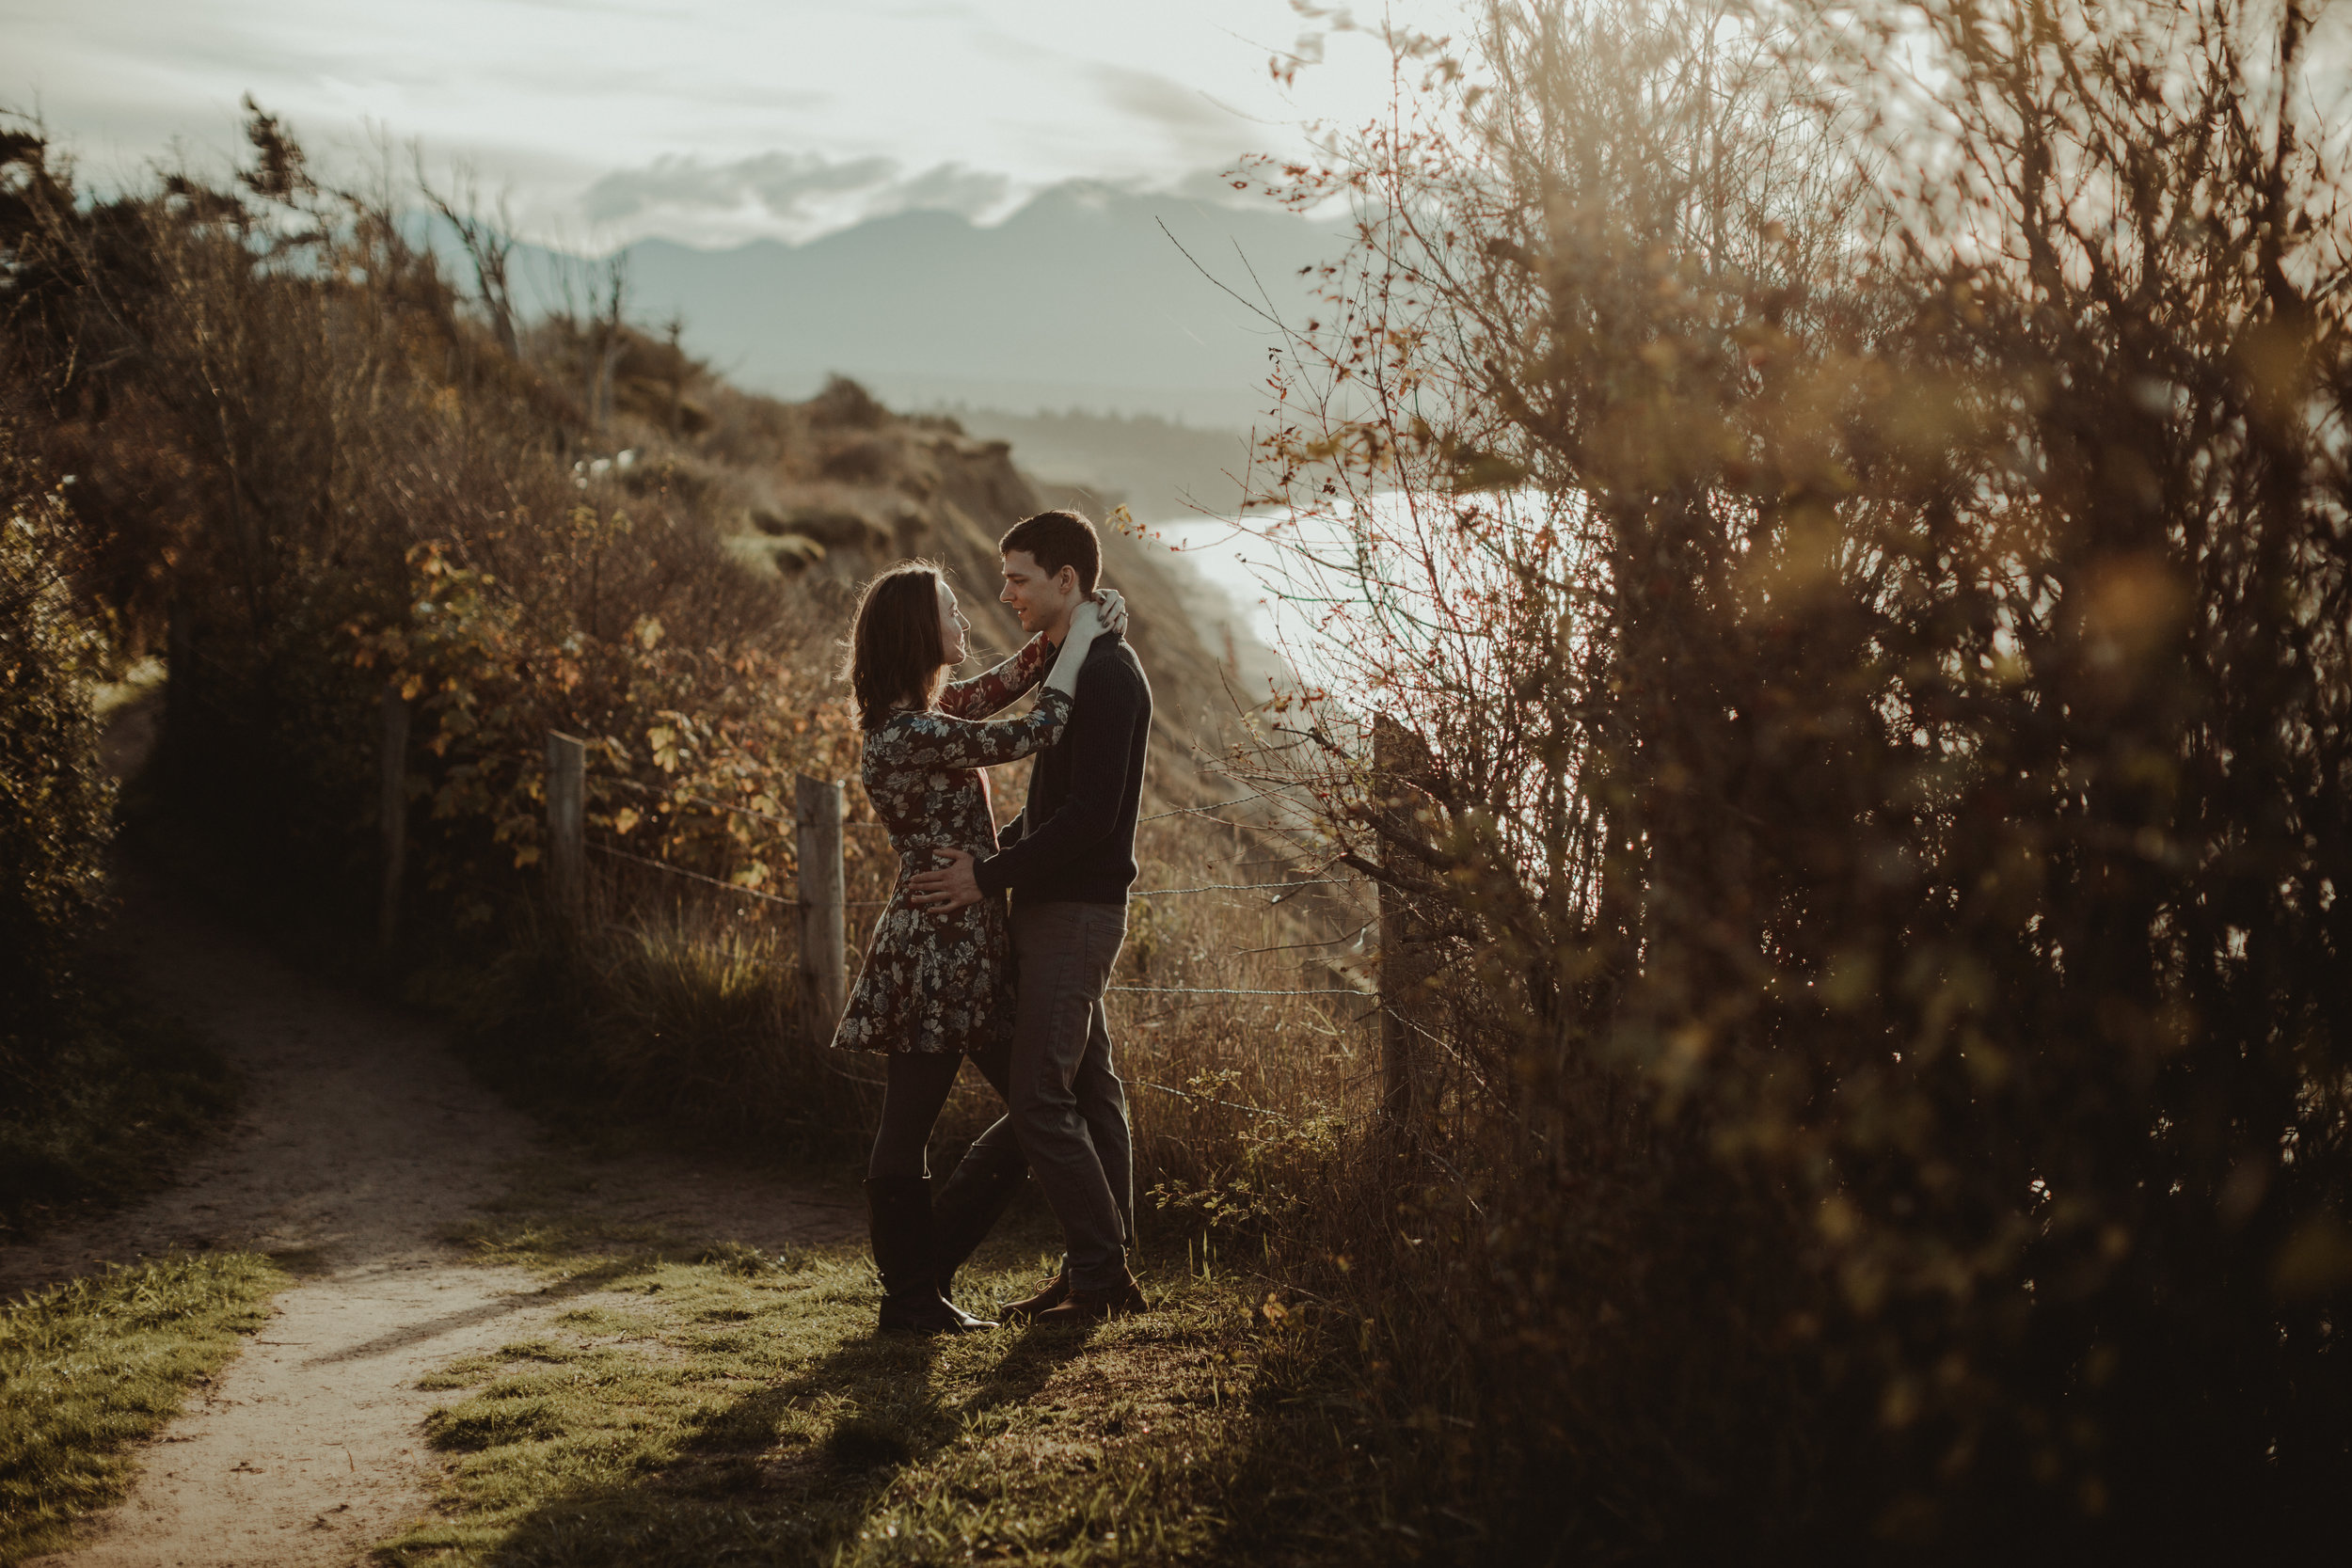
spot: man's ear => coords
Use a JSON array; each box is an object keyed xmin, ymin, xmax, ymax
[{"xmin": 1055, "ymin": 563, "xmax": 1079, "ymax": 596}]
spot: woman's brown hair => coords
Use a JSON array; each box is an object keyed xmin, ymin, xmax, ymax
[{"xmin": 846, "ymin": 562, "xmax": 947, "ymax": 729}]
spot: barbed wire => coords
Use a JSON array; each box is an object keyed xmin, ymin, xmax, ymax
[
  {"xmin": 573, "ymin": 763, "xmax": 1362, "ymax": 900},
  {"xmin": 590, "ymin": 768, "xmax": 894, "ymax": 839},
  {"xmin": 1108, "ymin": 984, "xmax": 1368, "ymax": 998},
  {"xmin": 421, "ymin": 743, "xmax": 1403, "ymax": 1043},
  {"xmin": 1137, "ymin": 787, "xmax": 1301, "ymax": 824},
  {"xmin": 597, "ymin": 772, "xmax": 797, "ymax": 830},
  {"xmin": 1129, "ymin": 877, "xmax": 1360, "ymax": 898},
  {"xmin": 517, "ymin": 747, "xmax": 1392, "ymax": 1011},
  {"xmin": 592, "ymin": 833, "xmax": 1355, "ymax": 915},
  {"xmin": 595, "ymin": 769, "xmax": 1324, "ymax": 850},
  {"xmin": 1135, "ymin": 1078, "xmax": 1293, "ymax": 1121},
  {"xmin": 1229, "ymin": 923, "xmax": 1372, "ymax": 956},
  {"xmin": 588, "ymin": 841, "xmax": 888, "ymax": 909},
  {"xmin": 589, "ymin": 842, "xmax": 797, "ymax": 905}
]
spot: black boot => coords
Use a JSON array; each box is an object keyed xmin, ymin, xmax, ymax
[
  {"xmin": 865, "ymin": 1176, "xmax": 996, "ymax": 1335},
  {"xmin": 930, "ymin": 1144, "xmax": 1028, "ymax": 1299}
]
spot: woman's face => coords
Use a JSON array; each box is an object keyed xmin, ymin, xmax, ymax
[{"xmin": 935, "ymin": 578, "xmax": 971, "ymax": 668}]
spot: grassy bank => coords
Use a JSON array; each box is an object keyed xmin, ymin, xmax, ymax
[
  {"xmin": 0, "ymin": 1253, "xmax": 285, "ymax": 1564},
  {"xmin": 0, "ymin": 990, "xmax": 238, "ymax": 1244},
  {"xmin": 386, "ymin": 1162, "xmax": 1379, "ymax": 1568}
]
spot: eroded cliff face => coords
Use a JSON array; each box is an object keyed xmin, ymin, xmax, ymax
[{"xmin": 683, "ymin": 384, "xmax": 1249, "ymax": 806}]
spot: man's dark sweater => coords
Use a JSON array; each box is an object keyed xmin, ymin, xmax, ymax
[{"xmin": 977, "ymin": 630, "xmax": 1151, "ymax": 907}]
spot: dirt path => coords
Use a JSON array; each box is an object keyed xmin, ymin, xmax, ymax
[{"xmin": 5, "ymin": 875, "xmax": 857, "ymax": 1567}]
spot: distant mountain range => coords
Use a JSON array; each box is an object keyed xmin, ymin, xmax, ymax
[
  {"xmin": 484, "ymin": 184, "xmax": 1347, "ymax": 426},
  {"xmin": 949, "ymin": 406, "xmax": 1259, "ymax": 521}
]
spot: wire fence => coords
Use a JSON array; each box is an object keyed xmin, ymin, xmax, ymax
[
  {"xmin": 429, "ymin": 736, "xmax": 1386, "ymax": 1012},
  {"xmin": 593, "ymin": 767, "xmax": 1354, "ymax": 899},
  {"xmin": 1130, "ymin": 877, "xmax": 1357, "ymax": 898},
  {"xmin": 589, "ymin": 841, "xmax": 897, "ymax": 910},
  {"xmin": 562, "ymin": 759, "xmax": 1370, "ymax": 998},
  {"xmin": 598, "ymin": 772, "xmax": 800, "ymax": 831},
  {"xmin": 1108, "ymin": 983, "xmax": 1367, "ymax": 998},
  {"xmin": 358, "ymin": 694, "xmax": 1437, "ymax": 1149},
  {"xmin": 588, "ymin": 841, "xmax": 798, "ymax": 906},
  {"xmin": 1136, "ymin": 786, "xmax": 1301, "ymax": 825},
  {"xmin": 1134, "ymin": 1077, "xmax": 1295, "ymax": 1120}
]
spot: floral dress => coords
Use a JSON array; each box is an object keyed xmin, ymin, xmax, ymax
[{"xmin": 829, "ymin": 635, "xmax": 1069, "ymax": 1055}]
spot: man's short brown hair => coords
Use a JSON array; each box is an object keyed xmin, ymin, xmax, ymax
[{"xmin": 999, "ymin": 509, "xmax": 1101, "ymax": 594}]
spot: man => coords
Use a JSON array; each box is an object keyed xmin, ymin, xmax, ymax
[{"xmin": 910, "ymin": 509, "xmax": 1152, "ymax": 1323}]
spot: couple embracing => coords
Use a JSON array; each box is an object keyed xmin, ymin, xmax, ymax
[{"xmin": 830, "ymin": 508, "xmax": 1152, "ymax": 1334}]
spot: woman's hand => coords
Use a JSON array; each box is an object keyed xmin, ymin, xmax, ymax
[
  {"xmin": 1093, "ymin": 588, "xmax": 1129, "ymax": 637},
  {"xmin": 1045, "ymin": 594, "xmax": 1112, "ymax": 694}
]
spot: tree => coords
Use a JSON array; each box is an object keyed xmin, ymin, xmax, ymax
[
  {"xmin": 0, "ymin": 422, "xmax": 112, "ymax": 1072},
  {"xmin": 417, "ymin": 153, "xmax": 522, "ymax": 359}
]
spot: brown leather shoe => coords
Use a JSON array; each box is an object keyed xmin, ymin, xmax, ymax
[
  {"xmin": 997, "ymin": 1269, "xmax": 1069, "ymax": 1322},
  {"xmin": 1030, "ymin": 1275, "xmax": 1148, "ymax": 1326}
]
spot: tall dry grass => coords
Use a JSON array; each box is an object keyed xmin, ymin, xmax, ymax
[
  {"xmin": 442, "ymin": 791, "xmax": 1379, "ymax": 1212},
  {"xmin": 1108, "ymin": 815, "xmax": 1376, "ymax": 1234}
]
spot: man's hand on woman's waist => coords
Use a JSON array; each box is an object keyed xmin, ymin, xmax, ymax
[{"xmin": 909, "ymin": 847, "xmax": 984, "ymax": 913}]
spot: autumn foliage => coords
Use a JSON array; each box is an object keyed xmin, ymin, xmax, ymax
[
  {"xmin": 1237, "ymin": 0, "xmax": 2352, "ymax": 1555},
  {"xmin": 1, "ymin": 115, "xmax": 857, "ymax": 939},
  {"xmin": 0, "ymin": 420, "xmax": 111, "ymax": 1069}
]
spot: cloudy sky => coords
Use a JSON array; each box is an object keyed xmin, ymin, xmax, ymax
[{"xmin": 6, "ymin": 0, "xmax": 1455, "ymax": 248}]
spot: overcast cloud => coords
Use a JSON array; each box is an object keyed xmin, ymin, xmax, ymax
[
  {"xmin": 580, "ymin": 151, "xmax": 1014, "ymax": 243},
  {"xmin": 4, "ymin": 0, "xmax": 1461, "ymax": 248}
]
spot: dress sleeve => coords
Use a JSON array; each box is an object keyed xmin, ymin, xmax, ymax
[
  {"xmin": 937, "ymin": 634, "xmax": 1054, "ymax": 720},
  {"xmin": 866, "ymin": 688, "xmax": 1073, "ymax": 772}
]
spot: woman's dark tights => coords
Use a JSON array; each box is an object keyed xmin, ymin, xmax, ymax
[{"xmin": 866, "ymin": 1039, "xmax": 1012, "ymax": 1181}]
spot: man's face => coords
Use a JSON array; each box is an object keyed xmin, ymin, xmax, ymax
[{"xmin": 999, "ymin": 548, "xmax": 1079, "ymax": 637}]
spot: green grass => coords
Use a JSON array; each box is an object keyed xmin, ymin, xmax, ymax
[
  {"xmin": 390, "ymin": 1165, "xmax": 1386, "ymax": 1567},
  {"xmin": 0, "ymin": 1252, "xmax": 286, "ymax": 1564},
  {"xmin": 0, "ymin": 991, "xmax": 239, "ymax": 1243}
]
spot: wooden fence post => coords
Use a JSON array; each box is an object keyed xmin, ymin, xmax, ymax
[
  {"xmin": 163, "ymin": 602, "xmax": 193, "ymax": 781},
  {"xmin": 546, "ymin": 732, "xmax": 585, "ymax": 929},
  {"xmin": 795, "ymin": 774, "xmax": 847, "ymax": 1049},
  {"xmin": 378, "ymin": 682, "xmax": 408, "ymax": 951},
  {"xmin": 1375, "ymin": 715, "xmax": 1437, "ymax": 1144}
]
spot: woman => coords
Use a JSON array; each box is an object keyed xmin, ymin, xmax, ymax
[{"xmin": 832, "ymin": 560, "xmax": 1121, "ymax": 1334}]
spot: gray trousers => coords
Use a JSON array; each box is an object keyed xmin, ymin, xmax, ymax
[{"xmin": 949, "ymin": 900, "xmax": 1134, "ymax": 1291}]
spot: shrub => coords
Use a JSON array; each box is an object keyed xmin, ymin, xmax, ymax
[
  {"xmin": 807, "ymin": 374, "xmax": 888, "ymax": 431},
  {"xmin": 0, "ymin": 396, "xmax": 238, "ymax": 1238},
  {"xmin": 2, "ymin": 114, "xmax": 859, "ymax": 943},
  {"xmin": 1243, "ymin": 0, "xmax": 2352, "ymax": 1556},
  {"xmin": 0, "ymin": 423, "xmax": 111, "ymax": 1068},
  {"xmin": 818, "ymin": 437, "xmax": 893, "ymax": 485}
]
